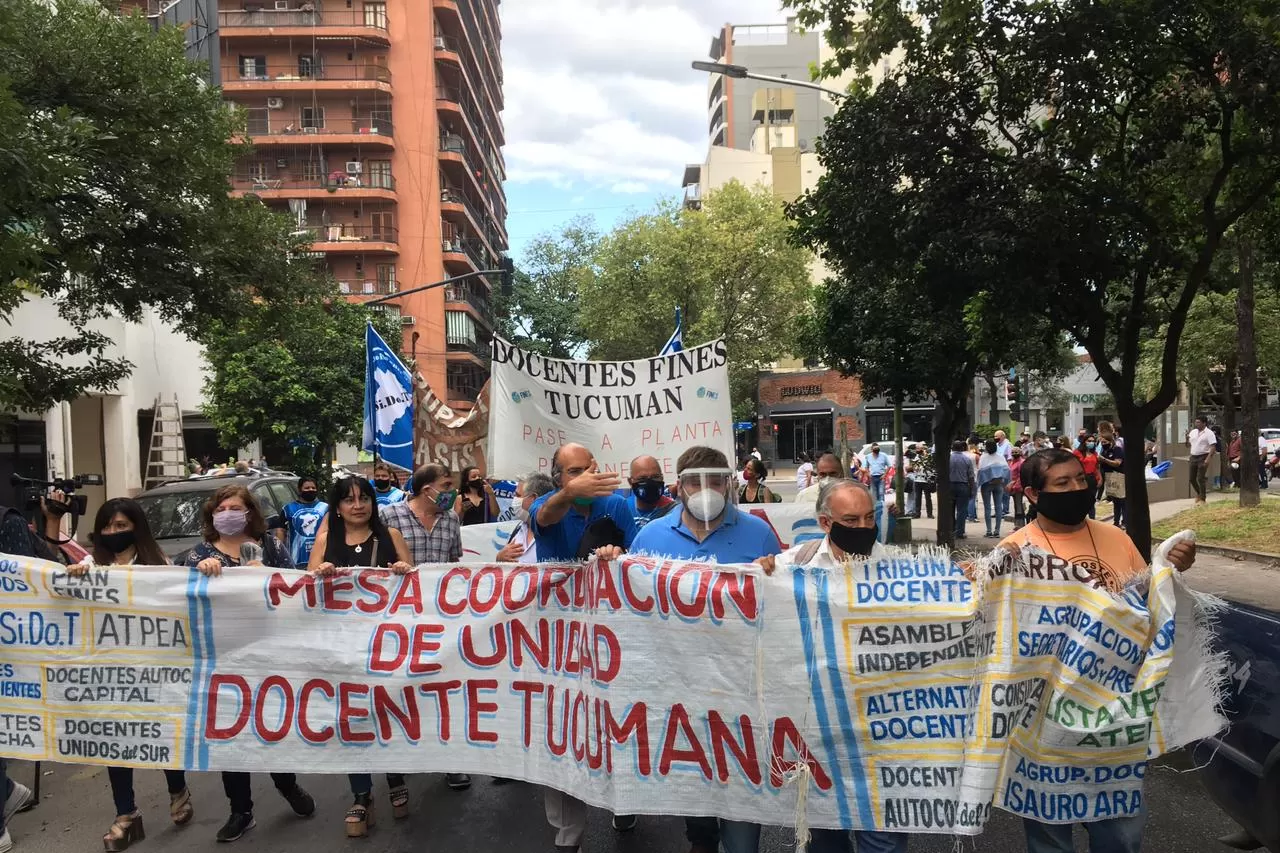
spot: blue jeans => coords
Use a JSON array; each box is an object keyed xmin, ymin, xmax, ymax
[
  {"xmin": 951, "ymin": 482, "xmax": 971, "ymax": 537},
  {"xmin": 967, "ymin": 492, "xmax": 978, "ymax": 520},
  {"xmin": 347, "ymin": 773, "xmax": 405, "ymax": 796},
  {"xmin": 870, "ymin": 475, "xmax": 885, "ymax": 502},
  {"xmin": 808, "ymin": 828, "xmax": 910, "ymax": 853},
  {"xmin": 685, "ymin": 817, "xmax": 760, "ymax": 853},
  {"xmin": 981, "ymin": 480, "xmax": 1006, "ymax": 536},
  {"xmin": 1023, "ymin": 813, "xmax": 1144, "ymax": 853}
]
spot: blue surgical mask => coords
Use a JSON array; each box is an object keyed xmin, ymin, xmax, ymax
[{"xmin": 1086, "ymin": 442, "xmax": 1096, "ymax": 451}]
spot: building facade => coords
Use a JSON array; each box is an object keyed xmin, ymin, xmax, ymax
[{"xmin": 216, "ymin": 0, "xmax": 506, "ymax": 406}]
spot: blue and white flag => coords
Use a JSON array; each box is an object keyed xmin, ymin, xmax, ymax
[
  {"xmin": 658, "ymin": 308, "xmax": 683, "ymax": 356},
  {"xmin": 362, "ymin": 323, "xmax": 415, "ymax": 472}
]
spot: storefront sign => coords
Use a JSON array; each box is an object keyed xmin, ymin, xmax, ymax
[{"xmin": 780, "ymin": 385, "xmax": 823, "ymax": 398}]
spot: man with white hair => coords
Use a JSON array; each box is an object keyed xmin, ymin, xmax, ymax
[
  {"xmin": 495, "ymin": 472, "xmax": 555, "ymax": 563},
  {"xmin": 774, "ymin": 478, "xmax": 909, "ymax": 853}
]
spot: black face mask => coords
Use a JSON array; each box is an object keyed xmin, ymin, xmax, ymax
[
  {"xmin": 96, "ymin": 529, "xmax": 136, "ymax": 555},
  {"xmin": 468, "ymin": 479, "xmax": 485, "ymax": 493},
  {"xmin": 373, "ymin": 480, "xmax": 390, "ymax": 491},
  {"xmin": 632, "ymin": 478, "xmax": 665, "ymax": 505},
  {"xmin": 300, "ymin": 490, "xmax": 318, "ymax": 502},
  {"xmin": 828, "ymin": 521, "xmax": 878, "ymax": 557},
  {"xmin": 1032, "ymin": 488, "xmax": 1094, "ymax": 527}
]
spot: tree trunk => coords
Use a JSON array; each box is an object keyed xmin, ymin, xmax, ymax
[
  {"xmin": 984, "ymin": 372, "xmax": 1001, "ymax": 426},
  {"xmin": 1238, "ymin": 239, "xmax": 1261, "ymax": 507},
  {"xmin": 1221, "ymin": 353, "xmax": 1237, "ymax": 455},
  {"xmin": 1117, "ymin": 403, "xmax": 1156, "ymax": 562},
  {"xmin": 933, "ymin": 407, "xmax": 958, "ymax": 547}
]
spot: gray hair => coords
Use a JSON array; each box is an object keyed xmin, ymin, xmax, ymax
[
  {"xmin": 522, "ymin": 472, "xmax": 556, "ymax": 499},
  {"xmin": 817, "ymin": 479, "xmax": 874, "ymax": 517}
]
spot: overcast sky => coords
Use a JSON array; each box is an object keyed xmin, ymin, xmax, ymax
[{"xmin": 499, "ymin": 0, "xmax": 790, "ymax": 258}]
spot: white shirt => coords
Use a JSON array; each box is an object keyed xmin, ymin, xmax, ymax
[
  {"xmin": 796, "ymin": 481, "xmax": 823, "ymax": 507},
  {"xmin": 751, "ymin": 450, "xmax": 762, "ymax": 461},
  {"xmin": 781, "ymin": 536, "xmax": 887, "ymax": 570},
  {"xmin": 796, "ymin": 462, "xmax": 814, "ymax": 490},
  {"xmin": 1188, "ymin": 428, "xmax": 1216, "ymax": 456},
  {"xmin": 507, "ymin": 523, "xmax": 537, "ymax": 562},
  {"xmin": 995, "ymin": 439, "xmax": 1013, "ymax": 461}
]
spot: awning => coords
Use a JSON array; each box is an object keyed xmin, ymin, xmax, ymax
[{"xmin": 768, "ymin": 409, "xmax": 833, "ymax": 419}]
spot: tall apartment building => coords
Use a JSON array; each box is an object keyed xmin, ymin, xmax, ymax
[{"xmin": 212, "ymin": 0, "xmax": 507, "ymax": 407}]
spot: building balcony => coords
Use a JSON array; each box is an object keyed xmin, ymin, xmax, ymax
[
  {"xmin": 231, "ymin": 173, "xmax": 396, "ymax": 200},
  {"xmin": 222, "ymin": 64, "xmax": 391, "ymax": 94},
  {"xmin": 444, "ymin": 282, "xmax": 492, "ymax": 328},
  {"xmin": 218, "ymin": 8, "xmax": 389, "ymax": 43},
  {"xmin": 440, "ymin": 185, "xmax": 504, "ymax": 257},
  {"xmin": 338, "ymin": 279, "xmax": 398, "ymax": 297},
  {"xmin": 446, "ymin": 337, "xmax": 490, "ymax": 363},
  {"xmin": 438, "ymin": 141, "xmax": 506, "ymax": 247},
  {"xmin": 432, "ymin": 0, "xmax": 503, "ymax": 114},
  {"xmin": 441, "ymin": 236, "xmax": 496, "ymax": 283},
  {"xmin": 433, "ymin": 33, "xmax": 462, "ymax": 68},
  {"xmin": 298, "ymin": 223, "xmax": 398, "ymax": 253},
  {"xmin": 446, "ymin": 362, "xmax": 487, "ymax": 405},
  {"xmin": 241, "ymin": 116, "xmax": 395, "ymax": 148}
]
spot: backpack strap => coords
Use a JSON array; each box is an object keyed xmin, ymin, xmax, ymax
[{"xmin": 793, "ymin": 539, "xmax": 823, "ymax": 566}]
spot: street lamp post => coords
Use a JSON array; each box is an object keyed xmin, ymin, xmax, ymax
[{"xmin": 691, "ymin": 61, "xmax": 850, "ymax": 101}]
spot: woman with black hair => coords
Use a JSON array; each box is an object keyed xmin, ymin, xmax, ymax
[
  {"xmin": 740, "ymin": 458, "xmax": 776, "ymax": 503},
  {"xmin": 308, "ymin": 477, "xmax": 413, "ymax": 837},
  {"xmin": 454, "ymin": 465, "xmax": 499, "ymax": 525},
  {"xmin": 67, "ymin": 499, "xmax": 194, "ymax": 851}
]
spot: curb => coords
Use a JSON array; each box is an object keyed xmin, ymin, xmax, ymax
[{"xmin": 1194, "ymin": 544, "xmax": 1280, "ymax": 564}]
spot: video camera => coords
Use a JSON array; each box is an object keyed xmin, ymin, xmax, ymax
[{"xmin": 10, "ymin": 472, "xmax": 104, "ymax": 517}]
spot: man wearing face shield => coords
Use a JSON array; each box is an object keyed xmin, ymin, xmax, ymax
[
  {"xmin": 632, "ymin": 446, "xmax": 782, "ymax": 853},
  {"xmin": 626, "ymin": 454, "xmax": 677, "ymax": 529}
]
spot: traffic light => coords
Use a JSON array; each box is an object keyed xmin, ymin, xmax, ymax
[
  {"xmin": 499, "ymin": 257, "xmax": 515, "ymax": 300},
  {"xmin": 1005, "ymin": 368, "xmax": 1020, "ymax": 421}
]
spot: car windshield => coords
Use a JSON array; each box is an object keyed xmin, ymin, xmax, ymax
[{"xmin": 135, "ymin": 490, "xmax": 209, "ymax": 539}]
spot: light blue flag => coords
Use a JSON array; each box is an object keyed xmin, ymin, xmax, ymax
[
  {"xmin": 658, "ymin": 308, "xmax": 684, "ymax": 356},
  {"xmin": 362, "ymin": 323, "xmax": 415, "ymax": 471}
]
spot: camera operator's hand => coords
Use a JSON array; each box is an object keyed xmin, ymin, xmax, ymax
[{"xmin": 41, "ymin": 489, "xmax": 71, "ymax": 518}]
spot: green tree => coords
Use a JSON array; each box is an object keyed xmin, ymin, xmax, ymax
[
  {"xmin": 581, "ymin": 182, "xmax": 813, "ymax": 422},
  {"xmin": 498, "ymin": 218, "xmax": 597, "ymax": 359},
  {"xmin": 790, "ymin": 70, "xmax": 1072, "ymax": 544},
  {"xmin": 0, "ymin": 0, "xmax": 310, "ymax": 411},
  {"xmin": 786, "ymin": 0, "xmax": 1280, "ymax": 556},
  {"xmin": 199, "ymin": 282, "xmax": 400, "ymax": 482}
]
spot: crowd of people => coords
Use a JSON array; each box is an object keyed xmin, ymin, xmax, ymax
[{"xmin": 0, "ymin": 435, "xmax": 1201, "ymax": 853}]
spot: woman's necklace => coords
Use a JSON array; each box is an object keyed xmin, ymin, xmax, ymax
[{"xmin": 1034, "ymin": 518, "xmax": 1099, "ymax": 560}]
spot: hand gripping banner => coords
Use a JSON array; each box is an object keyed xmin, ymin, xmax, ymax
[{"xmin": 0, "ymin": 534, "xmax": 1224, "ymax": 835}]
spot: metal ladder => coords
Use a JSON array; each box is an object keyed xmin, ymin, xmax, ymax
[{"xmin": 144, "ymin": 395, "xmax": 187, "ymax": 488}]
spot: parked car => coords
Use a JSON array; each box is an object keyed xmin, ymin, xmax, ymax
[
  {"xmin": 1192, "ymin": 581, "xmax": 1280, "ymax": 852},
  {"xmin": 133, "ymin": 473, "xmax": 300, "ymax": 563}
]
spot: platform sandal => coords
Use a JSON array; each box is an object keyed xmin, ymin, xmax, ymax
[
  {"xmin": 388, "ymin": 785, "xmax": 409, "ymax": 820},
  {"xmin": 345, "ymin": 794, "xmax": 374, "ymax": 838},
  {"xmin": 103, "ymin": 813, "xmax": 145, "ymax": 852},
  {"xmin": 169, "ymin": 788, "xmax": 193, "ymax": 826}
]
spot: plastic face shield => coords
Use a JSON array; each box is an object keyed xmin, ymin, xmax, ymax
[{"xmin": 677, "ymin": 467, "xmax": 737, "ymax": 522}]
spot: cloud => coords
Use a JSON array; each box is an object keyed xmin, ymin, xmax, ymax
[{"xmin": 500, "ymin": 0, "xmax": 789, "ymax": 192}]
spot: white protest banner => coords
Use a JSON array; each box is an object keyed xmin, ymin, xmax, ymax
[
  {"xmin": 0, "ymin": 536, "xmax": 1223, "ymax": 834},
  {"xmin": 487, "ymin": 337, "xmax": 734, "ymax": 479}
]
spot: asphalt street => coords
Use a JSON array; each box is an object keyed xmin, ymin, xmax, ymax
[{"xmin": 2, "ymin": 751, "xmax": 1240, "ymax": 853}]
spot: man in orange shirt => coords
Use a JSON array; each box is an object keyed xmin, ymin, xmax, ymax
[{"xmin": 995, "ymin": 448, "xmax": 1196, "ymax": 852}]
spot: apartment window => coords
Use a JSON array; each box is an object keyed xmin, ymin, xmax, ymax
[
  {"xmin": 246, "ymin": 161, "xmax": 269, "ymax": 181},
  {"xmin": 362, "ymin": 1, "xmax": 387, "ymax": 29},
  {"xmin": 366, "ymin": 159, "xmax": 392, "ymax": 188},
  {"xmin": 441, "ymin": 220, "xmax": 458, "ymax": 249},
  {"xmin": 446, "ymin": 311, "xmax": 477, "ymax": 346},
  {"xmin": 301, "ymin": 106, "xmax": 325, "ymax": 129},
  {"xmin": 239, "ymin": 55, "xmax": 267, "ymax": 79},
  {"xmin": 370, "ymin": 212, "xmax": 395, "ymax": 241},
  {"xmin": 301, "ymin": 159, "xmax": 324, "ymax": 181},
  {"xmin": 298, "ymin": 54, "xmax": 319, "ymax": 78},
  {"xmin": 376, "ymin": 264, "xmax": 396, "ymax": 293}
]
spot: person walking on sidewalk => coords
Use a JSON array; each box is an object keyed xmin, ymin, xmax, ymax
[
  {"xmin": 949, "ymin": 440, "xmax": 977, "ymax": 540},
  {"xmin": 978, "ymin": 439, "xmax": 1010, "ymax": 538},
  {"xmin": 1188, "ymin": 416, "xmax": 1216, "ymax": 503}
]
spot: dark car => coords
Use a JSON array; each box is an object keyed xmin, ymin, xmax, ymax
[
  {"xmin": 133, "ymin": 473, "xmax": 300, "ymax": 563},
  {"xmin": 1191, "ymin": 579, "xmax": 1280, "ymax": 852}
]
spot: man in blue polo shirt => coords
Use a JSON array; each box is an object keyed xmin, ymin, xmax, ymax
[
  {"xmin": 528, "ymin": 442, "xmax": 638, "ymax": 852},
  {"xmin": 631, "ymin": 445, "xmax": 781, "ymax": 853}
]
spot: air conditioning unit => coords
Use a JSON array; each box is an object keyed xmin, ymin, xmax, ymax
[
  {"xmin": 345, "ymin": 161, "xmax": 363, "ymax": 174},
  {"xmin": 401, "ymin": 316, "xmax": 417, "ymax": 327},
  {"xmin": 442, "ymin": 239, "xmax": 456, "ymax": 251},
  {"xmin": 302, "ymin": 126, "xmax": 319, "ymax": 134},
  {"xmin": 433, "ymin": 36, "xmax": 446, "ymax": 49},
  {"xmin": 275, "ymin": 158, "xmax": 288, "ymax": 168},
  {"xmin": 274, "ymin": 0, "xmax": 290, "ymax": 9},
  {"xmin": 266, "ymin": 97, "xmax": 284, "ymax": 110}
]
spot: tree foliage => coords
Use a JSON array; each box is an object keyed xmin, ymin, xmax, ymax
[
  {"xmin": 199, "ymin": 280, "xmax": 399, "ymax": 480},
  {"xmin": 0, "ymin": 0, "xmax": 313, "ymax": 411},
  {"xmin": 785, "ymin": 0, "xmax": 1280, "ymax": 555},
  {"xmin": 497, "ymin": 218, "xmax": 597, "ymax": 359},
  {"xmin": 580, "ymin": 182, "xmax": 813, "ymax": 421}
]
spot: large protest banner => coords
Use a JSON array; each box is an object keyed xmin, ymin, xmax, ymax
[
  {"xmin": 412, "ymin": 370, "xmax": 490, "ymax": 473},
  {"xmin": 488, "ymin": 337, "xmax": 734, "ymax": 479},
  {"xmin": 0, "ymin": 537, "xmax": 1223, "ymax": 834}
]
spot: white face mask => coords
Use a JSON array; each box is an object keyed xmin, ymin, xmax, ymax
[
  {"xmin": 685, "ymin": 489, "xmax": 727, "ymax": 522},
  {"xmin": 514, "ymin": 504, "xmax": 531, "ymax": 523}
]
